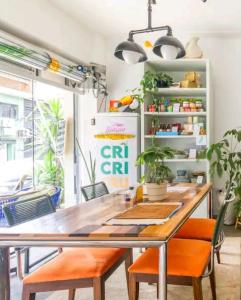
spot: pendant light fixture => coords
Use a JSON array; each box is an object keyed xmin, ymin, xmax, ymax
[{"xmin": 114, "ymin": 0, "xmax": 185, "ymax": 64}]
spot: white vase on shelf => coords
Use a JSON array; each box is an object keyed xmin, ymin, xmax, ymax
[{"xmin": 185, "ymin": 37, "xmax": 203, "ymax": 59}]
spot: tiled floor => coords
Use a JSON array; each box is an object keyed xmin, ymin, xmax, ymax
[
  {"xmin": 11, "ymin": 237, "xmax": 240, "ymax": 300},
  {"xmin": 224, "ymin": 224, "xmax": 241, "ymax": 237}
]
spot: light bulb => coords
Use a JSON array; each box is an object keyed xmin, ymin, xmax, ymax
[
  {"xmin": 122, "ymin": 50, "xmax": 142, "ymax": 64},
  {"xmin": 161, "ymin": 45, "xmax": 179, "ymax": 59}
]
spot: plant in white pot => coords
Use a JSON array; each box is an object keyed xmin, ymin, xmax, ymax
[{"xmin": 136, "ymin": 144, "xmax": 175, "ymax": 201}]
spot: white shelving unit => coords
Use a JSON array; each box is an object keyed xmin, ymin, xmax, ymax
[{"xmin": 141, "ymin": 59, "xmax": 211, "ymax": 218}]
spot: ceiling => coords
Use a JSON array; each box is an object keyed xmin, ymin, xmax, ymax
[{"xmin": 50, "ymin": 0, "xmax": 241, "ymax": 38}]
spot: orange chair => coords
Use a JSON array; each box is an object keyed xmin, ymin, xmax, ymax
[
  {"xmin": 128, "ymin": 197, "xmax": 232, "ymax": 300},
  {"xmin": 22, "ymin": 247, "xmax": 132, "ymax": 300},
  {"xmin": 129, "ymin": 239, "xmax": 215, "ymax": 300},
  {"xmin": 174, "ymin": 218, "xmax": 223, "ymax": 263}
]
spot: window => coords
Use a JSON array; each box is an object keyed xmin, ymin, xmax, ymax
[
  {"xmin": 0, "ymin": 72, "xmax": 33, "ymax": 193},
  {"xmin": 0, "ymin": 72, "xmax": 75, "ymax": 206},
  {"xmin": 34, "ymin": 82, "xmax": 75, "ymax": 206}
]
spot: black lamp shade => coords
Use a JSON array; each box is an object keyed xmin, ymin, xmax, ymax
[
  {"xmin": 153, "ymin": 35, "xmax": 186, "ymax": 59},
  {"xmin": 114, "ymin": 40, "xmax": 147, "ymax": 63}
]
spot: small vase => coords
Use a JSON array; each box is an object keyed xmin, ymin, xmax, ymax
[{"xmin": 185, "ymin": 37, "xmax": 203, "ymax": 59}]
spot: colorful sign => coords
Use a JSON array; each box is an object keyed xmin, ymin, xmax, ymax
[{"xmin": 94, "ymin": 116, "xmax": 139, "ymax": 191}]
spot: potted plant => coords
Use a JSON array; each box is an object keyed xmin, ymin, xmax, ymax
[
  {"xmin": 130, "ymin": 71, "xmax": 174, "ymax": 104},
  {"xmin": 35, "ymin": 99, "xmax": 64, "ymax": 200},
  {"xmin": 200, "ymin": 128, "xmax": 241, "ymax": 224},
  {"xmin": 156, "ymin": 72, "xmax": 173, "ymax": 88},
  {"xmin": 136, "ymin": 144, "xmax": 175, "ymax": 201},
  {"xmin": 140, "ymin": 71, "xmax": 158, "ymax": 93}
]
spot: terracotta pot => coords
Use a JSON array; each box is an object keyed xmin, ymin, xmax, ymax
[{"xmin": 145, "ymin": 182, "xmax": 167, "ymax": 201}]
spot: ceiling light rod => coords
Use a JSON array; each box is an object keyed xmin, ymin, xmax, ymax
[
  {"xmin": 114, "ymin": 0, "xmax": 186, "ymax": 64},
  {"xmin": 128, "ymin": 0, "xmax": 172, "ymax": 41}
]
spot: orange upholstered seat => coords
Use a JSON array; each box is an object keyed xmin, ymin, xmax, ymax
[
  {"xmin": 174, "ymin": 218, "xmax": 216, "ymax": 241},
  {"xmin": 23, "ymin": 248, "xmax": 126, "ymax": 284},
  {"xmin": 129, "ymin": 239, "xmax": 211, "ymax": 278}
]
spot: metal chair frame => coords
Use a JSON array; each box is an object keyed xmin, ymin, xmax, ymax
[
  {"xmin": 3, "ymin": 195, "xmax": 58, "ymax": 279},
  {"xmin": 81, "ymin": 181, "xmax": 109, "ymax": 201}
]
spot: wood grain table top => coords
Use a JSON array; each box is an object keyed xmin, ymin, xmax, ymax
[{"xmin": 0, "ymin": 183, "xmax": 212, "ymax": 242}]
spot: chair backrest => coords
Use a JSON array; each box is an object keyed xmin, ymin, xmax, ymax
[
  {"xmin": 212, "ymin": 191, "xmax": 235, "ymax": 246},
  {"xmin": 81, "ymin": 182, "xmax": 109, "ymax": 201},
  {"xmin": 3, "ymin": 194, "xmax": 55, "ymax": 226}
]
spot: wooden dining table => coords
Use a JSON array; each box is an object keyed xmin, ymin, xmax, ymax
[{"xmin": 0, "ymin": 183, "xmax": 212, "ymax": 300}]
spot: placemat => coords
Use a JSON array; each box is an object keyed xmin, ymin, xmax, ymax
[{"xmin": 115, "ymin": 202, "xmax": 182, "ymax": 219}]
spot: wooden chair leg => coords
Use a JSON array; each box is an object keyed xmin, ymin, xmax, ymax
[
  {"xmin": 68, "ymin": 289, "xmax": 76, "ymax": 300},
  {"xmin": 192, "ymin": 278, "xmax": 203, "ymax": 300},
  {"xmin": 29, "ymin": 294, "xmax": 36, "ymax": 300},
  {"xmin": 208, "ymin": 263, "xmax": 217, "ymax": 300},
  {"xmin": 125, "ymin": 249, "xmax": 133, "ymax": 295},
  {"xmin": 129, "ymin": 273, "xmax": 139, "ymax": 300},
  {"xmin": 22, "ymin": 287, "xmax": 36, "ymax": 300},
  {"xmin": 216, "ymin": 250, "xmax": 221, "ymax": 264},
  {"xmin": 136, "ymin": 281, "xmax": 139, "ymax": 300},
  {"xmin": 93, "ymin": 277, "xmax": 105, "ymax": 300},
  {"xmin": 157, "ymin": 283, "xmax": 159, "ymax": 299}
]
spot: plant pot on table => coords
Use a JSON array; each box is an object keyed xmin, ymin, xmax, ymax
[{"xmin": 145, "ymin": 182, "xmax": 167, "ymax": 201}]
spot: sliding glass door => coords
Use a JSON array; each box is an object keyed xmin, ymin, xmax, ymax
[
  {"xmin": 0, "ymin": 72, "xmax": 33, "ymax": 193},
  {"xmin": 0, "ymin": 71, "xmax": 75, "ymax": 206},
  {"xmin": 34, "ymin": 82, "xmax": 75, "ymax": 206}
]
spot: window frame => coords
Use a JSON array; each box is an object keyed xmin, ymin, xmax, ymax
[{"xmin": 0, "ymin": 60, "xmax": 82, "ymax": 204}]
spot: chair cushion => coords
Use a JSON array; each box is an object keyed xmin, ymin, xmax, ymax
[
  {"xmin": 23, "ymin": 248, "xmax": 126, "ymax": 284},
  {"xmin": 174, "ymin": 218, "xmax": 216, "ymax": 241},
  {"xmin": 129, "ymin": 239, "xmax": 211, "ymax": 278}
]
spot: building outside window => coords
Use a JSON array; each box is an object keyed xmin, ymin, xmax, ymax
[{"xmin": 0, "ymin": 72, "xmax": 75, "ymax": 205}]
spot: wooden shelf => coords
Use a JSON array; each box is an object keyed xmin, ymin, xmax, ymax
[
  {"xmin": 144, "ymin": 112, "xmax": 207, "ymax": 117},
  {"xmin": 163, "ymin": 159, "xmax": 207, "ymax": 163},
  {"xmin": 146, "ymin": 88, "xmax": 206, "ymax": 96},
  {"xmin": 146, "ymin": 59, "xmax": 208, "ymax": 72},
  {"xmin": 145, "ymin": 135, "xmax": 196, "ymax": 139}
]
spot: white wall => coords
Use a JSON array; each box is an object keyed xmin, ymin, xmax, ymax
[
  {"xmin": 0, "ymin": 0, "xmax": 107, "ymax": 65},
  {"xmin": 106, "ymin": 33, "xmax": 241, "ymax": 212},
  {"xmin": 77, "ymin": 91, "xmax": 98, "ymax": 197}
]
